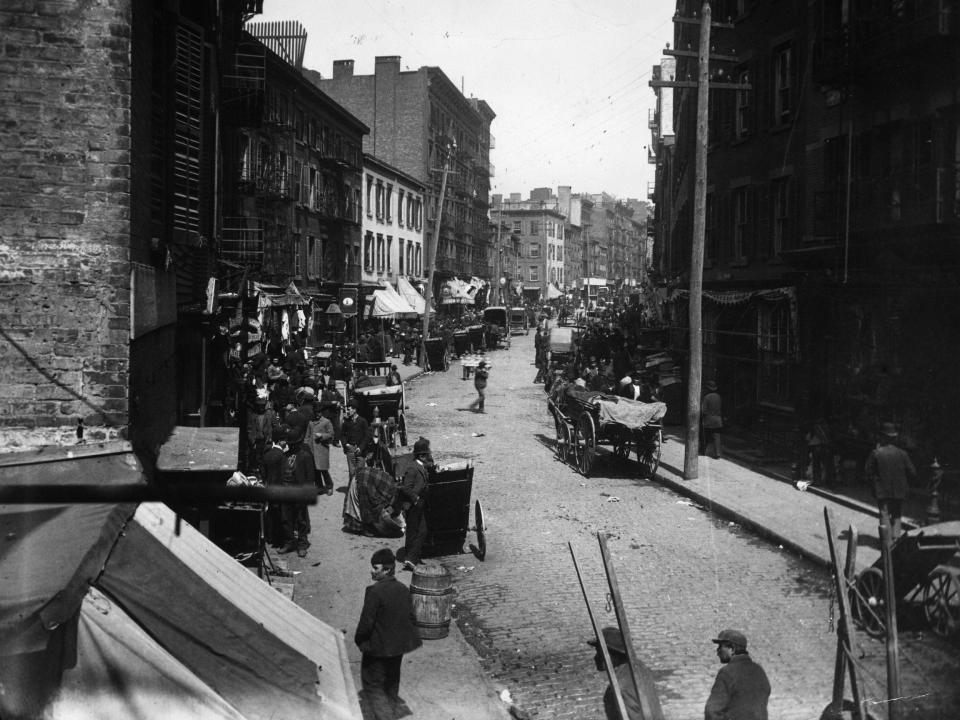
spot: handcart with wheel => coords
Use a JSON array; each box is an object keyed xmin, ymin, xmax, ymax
[
  {"xmin": 423, "ymin": 337, "xmax": 450, "ymax": 371},
  {"xmin": 393, "ymin": 453, "xmax": 487, "ymax": 560},
  {"xmin": 848, "ymin": 520, "xmax": 960, "ymax": 638},
  {"xmin": 467, "ymin": 324, "xmax": 485, "ymax": 353},
  {"xmin": 350, "ymin": 361, "xmax": 408, "ymax": 448},
  {"xmin": 548, "ymin": 384, "xmax": 665, "ymax": 479},
  {"xmin": 482, "ymin": 306, "xmax": 510, "ymax": 349}
]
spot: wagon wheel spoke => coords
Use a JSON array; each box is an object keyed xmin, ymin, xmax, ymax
[
  {"xmin": 576, "ymin": 413, "xmax": 596, "ymax": 477},
  {"xmin": 923, "ymin": 569, "xmax": 960, "ymax": 638},
  {"xmin": 474, "ymin": 499, "xmax": 487, "ymax": 561},
  {"xmin": 850, "ymin": 567, "xmax": 887, "ymax": 638}
]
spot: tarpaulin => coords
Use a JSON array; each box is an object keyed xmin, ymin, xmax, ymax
[{"xmin": 596, "ymin": 399, "xmax": 667, "ymax": 429}]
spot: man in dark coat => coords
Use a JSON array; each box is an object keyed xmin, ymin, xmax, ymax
[
  {"xmin": 705, "ymin": 629, "xmax": 770, "ymax": 720},
  {"xmin": 341, "ymin": 399, "xmax": 370, "ymax": 483},
  {"xmin": 355, "ymin": 548, "xmax": 422, "ymax": 720},
  {"xmin": 865, "ymin": 422, "xmax": 916, "ymax": 539},
  {"xmin": 279, "ymin": 427, "xmax": 314, "ymax": 557},
  {"xmin": 395, "ymin": 437, "xmax": 431, "ymax": 570}
]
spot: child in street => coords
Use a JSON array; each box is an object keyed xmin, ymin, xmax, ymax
[{"xmin": 470, "ymin": 359, "xmax": 489, "ymax": 413}]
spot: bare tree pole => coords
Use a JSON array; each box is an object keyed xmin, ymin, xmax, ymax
[
  {"xmin": 683, "ymin": 1, "xmax": 711, "ymax": 480},
  {"xmin": 421, "ymin": 140, "xmax": 453, "ymax": 365}
]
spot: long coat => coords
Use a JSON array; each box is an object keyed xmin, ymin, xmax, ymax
[
  {"xmin": 308, "ymin": 416, "xmax": 335, "ymax": 471},
  {"xmin": 355, "ymin": 575, "xmax": 422, "ymax": 658}
]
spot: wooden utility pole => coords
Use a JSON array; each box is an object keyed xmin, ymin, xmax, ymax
[
  {"xmin": 649, "ymin": 2, "xmax": 745, "ymax": 480},
  {"xmin": 683, "ymin": 2, "xmax": 711, "ymax": 480},
  {"xmin": 495, "ymin": 202, "xmax": 503, "ymax": 305},
  {"xmin": 421, "ymin": 140, "xmax": 454, "ymax": 364},
  {"xmin": 879, "ymin": 506, "xmax": 902, "ymax": 720}
]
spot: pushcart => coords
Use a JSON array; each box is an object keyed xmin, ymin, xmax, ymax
[
  {"xmin": 350, "ymin": 361, "xmax": 408, "ymax": 448},
  {"xmin": 482, "ymin": 306, "xmax": 510, "ymax": 349},
  {"xmin": 393, "ymin": 453, "xmax": 487, "ymax": 560},
  {"xmin": 453, "ymin": 330, "xmax": 471, "ymax": 357},
  {"xmin": 467, "ymin": 324, "xmax": 485, "ymax": 352},
  {"xmin": 849, "ymin": 520, "xmax": 960, "ymax": 638},
  {"xmin": 547, "ymin": 325, "xmax": 580, "ymax": 376},
  {"xmin": 423, "ymin": 337, "xmax": 450, "ymax": 372},
  {"xmin": 509, "ymin": 307, "xmax": 529, "ymax": 336},
  {"xmin": 548, "ymin": 385, "xmax": 665, "ymax": 479}
]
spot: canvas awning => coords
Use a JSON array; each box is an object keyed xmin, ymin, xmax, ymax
[
  {"xmin": 0, "ymin": 444, "xmax": 361, "ymax": 720},
  {"xmin": 396, "ymin": 277, "xmax": 432, "ymax": 315},
  {"xmin": 367, "ymin": 287, "xmax": 414, "ymax": 318},
  {"xmin": 378, "ymin": 281, "xmax": 418, "ymax": 317},
  {"xmin": 545, "ymin": 283, "xmax": 563, "ymax": 300},
  {"xmin": 254, "ymin": 281, "xmax": 311, "ymax": 309}
]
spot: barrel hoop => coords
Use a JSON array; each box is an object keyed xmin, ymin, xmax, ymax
[{"xmin": 410, "ymin": 586, "xmax": 453, "ymax": 597}]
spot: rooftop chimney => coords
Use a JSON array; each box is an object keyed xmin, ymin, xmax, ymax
[{"xmin": 333, "ymin": 59, "xmax": 354, "ymax": 80}]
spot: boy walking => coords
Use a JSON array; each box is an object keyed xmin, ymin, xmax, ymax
[{"xmin": 470, "ymin": 360, "xmax": 489, "ymax": 413}]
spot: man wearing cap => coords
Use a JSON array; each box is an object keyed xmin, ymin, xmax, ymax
[
  {"xmin": 470, "ymin": 360, "xmax": 489, "ymax": 413},
  {"xmin": 355, "ymin": 548, "xmax": 422, "ymax": 720},
  {"xmin": 395, "ymin": 438, "xmax": 431, "ymax": 570},
  {"xmin": 865, "ymin": 422, "xmax": 916, "ymax": 540},
  {"xmin": 705, "ymin": 629, "xmax": 770, "ymax": 720},
  {"xmin": 588, "ymin": 626, "xmax": 662, "ymax": 720}
]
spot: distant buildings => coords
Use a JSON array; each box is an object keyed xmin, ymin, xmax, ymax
[{"xmin": 311, "ymin": 57, "xmax": 496, "ymax": 293}]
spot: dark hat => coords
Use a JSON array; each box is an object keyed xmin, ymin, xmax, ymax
[
  {"xmin": 346, "ymin": 398, "xmax": 359, "ymax": 409},
  {"xmin": 371, "ymin": 548, "xmax": 395, "ymax": 566},
  {"xmin": 879, "ymin": 422, "xmax": 898, "ymax": 438},
  {"xmin": 587, "ymin": 626, "xmax": 626, "ymax": 655},
  {"xmin": 712, "ymin": 629, "xmax": 748, "ymax": 649},
  {"xmin": 272, "ymin": 426, "xmax": 287, "ymax": 442},
  {"xmin": 478, "ymin": 360, "xmax": 487, "ymax": 367},
  {"xmin": 705, "ymin": 380, "xmax": 718, "ymax": 391},
  {"xmin": 286, "ymin": 427, "xmax": 304, "ymax": 444},
  {"xmin": 413, "ymin": 437, "xmax": 431, "ymax": 455}
]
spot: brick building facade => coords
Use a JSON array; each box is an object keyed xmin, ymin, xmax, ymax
[
  {"xmin": 311, "ymin": 57, "xmax": 496, "ymax": 298},
  {"xmin": 651, "ymin": 0, "xmax": 960, "ymax": 465}
]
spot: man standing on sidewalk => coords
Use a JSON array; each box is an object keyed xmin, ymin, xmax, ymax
[
  {"xmin": 705, "ymin": 629, "xmax": 770, "ymax": 720},
  {"xmin": 395, "ymin": 437, "xmax": 431, "ymax": 570},
  {"xmin": 865, "ymin": 422, "xmax": 916, "ymax": 540},
  {"xmin": 701, "ymin": 380, "xmax": 724, "ymax": 459},
  {"xmin": 355, "ymin": 548, "xmax": 422, "ymax": 720}
]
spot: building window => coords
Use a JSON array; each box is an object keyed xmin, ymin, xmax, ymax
[
  {"xmin": 772, "ymin": 177, "xmax": 790, "ymax": 256},
  {"xmin": 529, "ymin": 243, "xmax": 540, "ymax": 258},
  {"xmin": 773, "ymin": 45, "xmax": 792, "ymax": 125},
  {"xmin": 375, "ymin": 181, "xmax": 385, "ymax": 220},
  {"xmin": 293, "ymin": 234, "xmax": 302, "ymax": 277},
  {"xmin": 387, "ymin": 236, "xmax": 393, "ymax": 272},
  {"xmin": 309, "ymin": 167, "xmax": 318, "ymax": 210},
  {"xmin": 397, "ymin": 190, "xmax": 404, "ymax": 225},
  {"xmin": 735, "ymin": 69, "xmax": 751, "ymax": 138},
  {"xmin": 376, "ymin": 234, "xmax": 385, "ymax": 273},
  {"xmin": 386, "ymin": 184, "xmax": 393, "ymax": 223},
  {"xmin": 398, "ymin": 238, "xmax": 404, "ymax": 274},
  {"xmin": 530, "ymin": 220, "xmax": 541, "ymax": 235},
  {"xmin": 529, "ymin": 265, "xmax": 539, "ymax": 282},
  {"xmin": 759, "ymin": 302, "xmax": 794, "ymax": 406},
  {"xmin": 512, "ymin": 220, "xmax": 522, "ymax": 233},
  {"xmin": 364, "ymin": 232, "xmax": 374, "ymax": 273},
  {"xmin": 306, "ymin": 235, "xmax": 318, "ymax": 279},
  {"xmin": 415, "ymin": 244, "xmax": 422, "ymax": 275},
  {"xmin": 366, "ymin": 175, "xmax": 373, "ymax": 217},
  {"xmin": 733, "ymin": 188, "xmax": 751, "ymax": 259}
]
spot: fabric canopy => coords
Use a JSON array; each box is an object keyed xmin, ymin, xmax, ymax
[
  {"xmin": 440, "ymin": 278, "xmax": 475, "ymax": 305},
  {"xmin": 378, "ymin": 281, "xmax": 418, "ymax": 317},
  {"xmin": 254, "ymin": 281, "xmax": 310, "ymax": 309},
  {"xmin": 367, "ymin": 288, "xmax": 413, "ymax": 318},
  {"xmin": 545, "ymin": 283, "xmax": 563, "ymax": 300},
  {"xmin": 0, "ymin": 445, "xmax": 361, "ymax": 720},
  {"xmin": 396, "ymin": 276, "xmax": 431, "ymax": 315}
]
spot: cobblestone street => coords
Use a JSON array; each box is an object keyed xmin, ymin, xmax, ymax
[{"xmin": 402, "ymin": 330, "xmax": 960, "ymax": 720}]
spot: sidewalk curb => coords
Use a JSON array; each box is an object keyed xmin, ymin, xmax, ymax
[{"xmin": 655, "ymin": 461, "xmax": 834, "ymax": 570}]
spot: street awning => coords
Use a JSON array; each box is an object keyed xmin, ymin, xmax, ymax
[
  {"xmin": 397, "ymin": 276, "xmax": 432, "ymax": 315},
  {"xmin": 367, "ymin": 288, "xmax": 413, "ymax": 318},
  {"xmin": 545, "ymin": 283, "xmax": 563, "ymax": 300},
  {"xmin": 254, "ymin": 281, "xmax": 310, "ymax": 309},
  {"xmin": 440, "ymin": 278, "xmax": 475, "ymax": 305},
  {"xmin": 378, "ymin": 281, "xmax": 418, "ymax": 317}
]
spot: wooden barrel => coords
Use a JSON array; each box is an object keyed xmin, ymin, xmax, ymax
[{"xmin": 409, "ymin": 563, "xmax": 453, "ymax": 640}]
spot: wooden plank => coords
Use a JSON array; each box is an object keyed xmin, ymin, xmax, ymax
[
  {"xmin": 598, "ymin": 533, "xmax": 665, "ymax": 720},
  {"xmin": 569, "ymin": 542, "xmax": 630, "ymax": 720}
]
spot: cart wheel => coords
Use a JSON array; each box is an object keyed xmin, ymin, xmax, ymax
[
  {"xmin": 637, "ymin": 427, "xmax": 663, "ymax": 478},
  {"xmin": 474, "ymin": 499, "xmax": 487, "ymax": 561},
  {"xmin": 851, "ymin": 567, "xmax": 886, "ymax": 638},
  {"xmin": 557, "ymin": 422, "xmax": 571, "ymax": 463},
  {"xmin": 612, "ymin": 429, "xmax": 630, "ymax": 461},
  {"xmin": 922, "ymin": 568, "xmax": 960, "ymax": 637},
  {"xmin": 398, "ymin": 415, "xmax": 408, "ymax": 447},
  {"xmin": 575, "ymin": 412, "xmax": 596, "ymax": 477}
]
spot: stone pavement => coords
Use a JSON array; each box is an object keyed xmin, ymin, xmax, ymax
[{"xmin": 277, "ymin": 357, "xmax": 513, "ymax": 720}]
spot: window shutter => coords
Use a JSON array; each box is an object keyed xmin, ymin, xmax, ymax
[{"xmin": 172, "ymin": 22, "xmax": 203, "ymax": 242}]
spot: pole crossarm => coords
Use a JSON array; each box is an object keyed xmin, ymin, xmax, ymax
[
  {"xmin": 672, "ymin": 15, "xmax": 736, "ymax": 29},
  {"xmin": 662, "ymin": 48, "xmax": 741, "ymax": 62},
  {"xmin": 649, "ymin": 80, "xmax": 751, "ymax": 90}
]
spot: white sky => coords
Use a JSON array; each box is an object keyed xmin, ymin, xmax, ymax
[{"xmin": 255, "ymin": 0, "xmax": 677, "ymax": 201}]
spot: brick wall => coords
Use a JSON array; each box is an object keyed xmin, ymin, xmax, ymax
[{"xmin": 0, "ymin": 0, "xmax": 132, "ymax": 451}]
